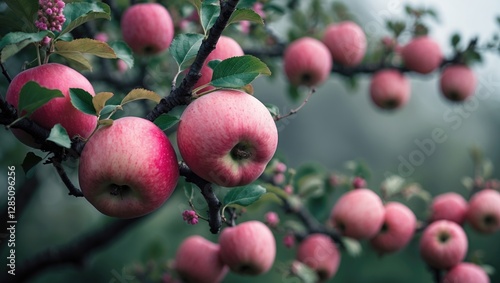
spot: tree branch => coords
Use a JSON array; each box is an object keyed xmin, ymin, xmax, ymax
[
  {"xmin": 49, "ymin": 157, "xmax": 84, "ymax": 197},
  {"xmin": 179, "ymin": 161, "xmax": 222, "ymax": 234},
  {"xmin": 5, "ymin": 217, "xmax": 145, "ymax": 283},
  {"xmin": 1, "ymin": 62, "xmax": 12, "ymax": 83}
]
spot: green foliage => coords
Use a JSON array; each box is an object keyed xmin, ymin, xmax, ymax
[
  {"xmin": 92, "ymin": 92, "xmax": 114, "ymax": 116},
  {"xmin": 121, "ymin": 89, "xmax": 162, "ymax": 105},
  {"xmin": 207, "ymin": 59, "xmax": 222, "ymax": 70},
  {"xmin": 227, "ymin": 8, "xmax": 265, "ymax": 26},
  {"xmin": 108, "ymin": 41, "xmax": 134, "ymax": 69},
  {"xmin": 0, "ymin": 31, "xmax": 52, "ymax": 62},
  {"xmin": 200, "ymin": 1, "xmax": 220, "ymax": 35},
  {"xmin": 17, "ymin": 81, "xmax": 64, "ymax": 116},
  {"xmin": 69, "ymin": 88, "xmax": 96, "ymax": 116},
  {"xmin": 60, "ymin": 2, "xmax": 111, "ymax": 37},
  {"xmin": 21, "ymin": 152, "xmax": 43, "ymax": 177},
  {"xmin": 169, "ymin": 33, "xmax": 204, "ymax": 70},
  {"xmin": 265, "ymin": 103, "xmax": 280, "ymax": 118},
  {"xmin": 153, "ymin": 114, "xmax": 180, "ymax": 131},
  {"xmin": 4, "ymin": 0, "xmax": 38, "ymax": 32},
  {"xmin": 451, "ymin": 33, "xmax": 461, "ymax": 49},
  {"xmin": 223, "ymin": 184, "xmax": 267, "ymax": 207},
  {"xmin": 47, "ymin": 124, "xmax": 71, "ymax": 149},
  {"xmin": 209, "ymin": 55, "xmax": 271, "ymax": 89}
]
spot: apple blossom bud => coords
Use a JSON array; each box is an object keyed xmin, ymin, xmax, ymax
[
  {"xmin": 352, "ymin": 176, "xmax": 366, "ymax": 189},
  {"xmin": 284, "ymin": 185, "xmax": 294, "ymax": 195},
  {"xmin": 265, "ymin": 211, "xmax": 280, "ymax": 228},
  {"xmin": 273, "ymin": 173, "xmax": 285, "ymax": 185},
  {"xmin": 182, "ymin": 210, "xmax": 199, "ymax": 225},
  {"xmin": 283, "ymin": 233, "xmax": 295, "ymax": 248}
]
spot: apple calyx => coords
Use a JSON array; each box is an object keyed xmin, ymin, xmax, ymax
[
  {"xmin": 438, "ymin": 232, "xmax": 450, "ymax": 243},
  {"xmin": 300, "ymin": 73, "xmax": 313, "ymax": 85},
  {"xmin": 230, "ymin": 142, "xmax": 253, "ymax": 161},
  {"xmin": 109, "ymin": 184, "xmax": 131, "ymax": 199}
]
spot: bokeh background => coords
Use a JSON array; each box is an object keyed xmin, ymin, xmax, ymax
[{"xmin": 1, "ymin": 0, "xmax": 499, "ymax": 282}]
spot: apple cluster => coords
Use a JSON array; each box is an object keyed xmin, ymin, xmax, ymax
[{"xmin": 174, "ymin": 221, "xmax": 276, "ymax": 283}]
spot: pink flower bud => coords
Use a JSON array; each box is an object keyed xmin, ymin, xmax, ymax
[{"xmin": 265, "ymin": 211, "xmax": 279, "ymax": 227}]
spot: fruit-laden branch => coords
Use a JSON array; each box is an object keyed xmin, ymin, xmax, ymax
[
  {"xmin": 50, "ymin": 157, "xmax": 84, "ymax": 197},
  {"xmin": 0, "ymin": 177, "xmax": 39, "ymax": 251},
  {"xmin": 146, "ymin": 0, "xmax": 241, "ymax": 121},
  {"xmin": 5, "ymin": 217, "xmax": 145, "ymax": 283},
  {"xmin": 179, "ymin": 161, "xmax": 222, "ymax": 234}
]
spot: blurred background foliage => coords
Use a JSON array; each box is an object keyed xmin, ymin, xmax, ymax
[{"xmin": 1, "ymin": 0, "xmax": 500, "ymax": 282}]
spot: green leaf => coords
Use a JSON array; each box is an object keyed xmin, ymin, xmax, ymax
[
  {"xmin": 98, "ymin": 119, "xmax": 113, "ymax": 126},
  {"xmin": 55, "ymin": 38, "xmax": 117, "ymax": 59},
  {"xmin": 265, "ymin": 103, "xmax": 280, "ymax": 117},
  {"xmin": 223, "ymin": 184, "xmax": 266, "ymax": 207},
  {"xmin": 342, "ymin": 237, "xmax": 362, "ymax": 257},
  {"xmin": 121, "ymin": 89, "xmax": 162, "ymax": 105},
  {"xmin": 47, "ymin": 124, "xmax": 71, "ymax": 148},
  {"xmin": 183, "ymin": 183, "xmax": 195, "ymax": 200},
  {"xmin": 187, "ymin": 0, "xmax": 202, "ymax": 13},
  {"xmin": 292, "ymin": 261, "xmax": 319, "ymax": 283},
  {"xmin": 17, "ymin": 81, "xmax": 64, "ymax": 116},
  {"xmin": 4, "ymin": 0, "xmax": 39, "ymax": 32},
  {"xmin": 153, "ymin": 114, "xmax": 180, "ymax": 131},
  {"xmin": 207, "ymin": 59, "xmax": 222, "ymax": 70},
  {"xmin": 0, "ymin": 31, "xmax": 52, "ymax": 62},
  {"xmin": 69, "ymin": 88, "xmax": 96, "ymax": 115},
  {"xmin": 60, "ymin": 2, "xmax": 111, "ymax": 36},
  {"xmin": 227, "ymin": 8, "xmax": 264, "ymax": 26},
  {"xmin": 200, "ymin": 2, "xmax": 220, "ymax": 35},
  {"xmin": 21, "ymin": 152, "xmax": 43, "ymax": 176},
  {"xmin": 288, "ymin": 84, "xmax": 301, "ymax": 102},
  {"xmin": 210, "ymin": 55, "xmax": 271, "ymax": 88},
  {"xmin": 92, "ymin": 92, "xmax": 114, "ymax": 116},
  {"xmin": 56, "ymin": 51, "xmax": 93, "ymax": 71},
  {"xmin": 451, "ymin": 33, "xmax": 461, "ymax": 48},
  {"xmin": 99, "ymin": 105, "xmax": 121, "ymax": 117},
  {"xmin": 169, "ymin": 33, "xmax": 204, "ymax": 70},
  {"xmin": 109, "ymin": 41, "xmax": 134, "ymax": 68}
]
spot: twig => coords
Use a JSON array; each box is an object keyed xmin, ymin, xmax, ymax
[
  {"xmin": 179, "ymin": 161, "xmax": 222, "ymax": 234},
  {"xmin": 274, "ymin": 88, "xmax": 315, "ymax": 121},
  {"xmin": 1, "ymin": 62, "xmax": 12, "ymax": 83},
  {"xmin": 49, "ymin": 157, "xmax": 84, "ymax": 197},
  {"xmin": 4, "ymin": 217, "xmax": 145, "ymax": 283}
]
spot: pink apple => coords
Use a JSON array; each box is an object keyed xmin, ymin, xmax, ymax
[
  {"xmin": 219, "ymin": 221, "xmax": 276, "ymax": 275},
  {"xmin": 283, "ymin": 37, "xmax": 332, "ymax": 87},
  {"xmin": 296, "ymin": 233, "xmax": 340, "ymax": 281},
  {"xmin": 443, "ymin": 262, "xmax": 490, "ymax": 283},
  {"xmin": 322, "ymin": 21, "xmax": 366, "ymax": 67},
  {"xmin": 177, "ymin": 89, "xmax": 278, "ymax": 187},
  {"xmin": 6, "ymin": 63, "xmax": 97, "ymax": 147},
  {"xmin": 330, "ymin": 188, "xmax": 385, "ymax": 239},
  {"xmin": 429, "ymin": 192, "xmax": 468, "ymax": 224},
  {"xmin": 120, "ymin": 3, "xmax": 174, "ymax": 55},
  {"xmin": 370, "ymin": 202, "xmax": 416, "ymax": 254},
  {"xmin": 191, "ymin": 35, "xmax": 244, "ymax": 93},
  {"xmin": 440, "ymin": 64, "xmax": 477, "ymax": 101},
  {"xmin": 369, "ymin": 69, "xmax": 410, "ymax": 110},
  {"xmin": 78, "ymin": 117, "xmax": 179, "ymax": 218},
  {"xmin": 466, "ymin": 189, "xmax": 500, "ymax": 233},
  {"xmin": 174, "ymin": 235, "xmax": 228, "ymax": 283},
  {"xmin": 401, "ymin": 36, "xmax": 442, "ymax": 74},
  {"xmin": 419, "ymin": 220, "xmax": 468, "ymax": 269}
]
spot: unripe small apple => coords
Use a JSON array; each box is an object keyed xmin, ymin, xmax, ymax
[
  {"xmin": 174, "ymin": 236, "xmax": 228, "ymax": 283},
  {"xmin": 429, "ymin": 192, "xmax": 468, "ymax": 224},
  {"xmin": 443, "ymin": 262, "xmax": 490, "ymax": 283},
  {"xmin": 177, "ymin": 90, "xmax": 278, "ymax": 187},
  {"xmin": 296, "ymin": 234, "xmax": 340, "ymax": 281},
  {"xmin": 121, "ymin": 3, "xmax": 174, "ymax": 55},
  {"xmin": 283, "ymin": 37, "xmax": 332, "ymax": 87},
  {"xmin": 466, "ymin": 189, "xmax": 500, "ymax": 233},
  {"xmin": 419, "ymin": 220, "xmax": 468, "ymax": 270},
  {"xmin": 219, "ymin": 221, "xmax": 276, "ymax": 275},
  {"xmin": 322, "ymin": 21, "xmax": 366, "ymax": 67},
  {"xmin": 370, "ymin": 202, "xmax": 416, "ymax": 254},
  {"xmin": 369, "ymin": 70, "xmax": 410, "ymax": 110},
  {"xmin": 79, "ymin": 117, "xmax": 179, "ymax": 218},
  {"xmin": 440, "ymin": 64, "xmax": 477, "ymax": 101},
  {"xmin": 191, "ymin": 35, "xmax": 244, "ymax": 93},
  {"xmin": 401, "ymin": 36, "xmax": 442, "ymax": 74},
  {"xmin": 330, "ymin": 188, "xmax": 385, "ymax": 239},
  {"xmin": 6, "ymin": 63, "xmax": 97, "ymax": 147}
]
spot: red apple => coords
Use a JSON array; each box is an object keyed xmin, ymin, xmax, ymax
[
  {"xmin": 330, "ymin": 188, "xmax": 385, "ymax": 239},
  {"xmin": 401, "ymin": 36, "xmax": 442, "ymax": 74},
  {"xmin": 466, "ymin": 189, "xmax": 500, "ymax": 233},
  {"xmin": 443, "ymin": 262, "xmax": 490, "ymax": 283},
  {"xmin": 283, "ymin": 37, "xmax": 332, "ymax": 87},
  {"xmin": 121, "ymin": 3, "xmax": 174, "ymax": 55},
  {"xmin": 440, "ymin": 64, "xmax": 477, "ymax": 101},
  {"xmin": 419, "ymin": 220, "xmax": 468, "ymax": 269},
  {"xmin": 174, "ymin": 236, "xmax": 228, "ymax": 283},
  {"xmin": 369, "ymin": 69, "xmax": 410, "ymax": 110},
  {"xmin": 429, "ymin": 192, "xmax": 468, "ymax": 224},
  {"xmin": 177, "ymin": 90, "xmax": 278, "ymax": 187},
  {"xmin": 219, "ymin": 221, "xmax": 276, "ymax": 275},
  {"xmin": 78, "ymin": 117, "xmax": 179, "ymax": 218},
  {"xmin": 6, "ymin": 63, "xmax": 97, "ymax": 147},
  {"xmin": 191, "ymin": 35, "xmax": 244, "ymax": 93},
  {"xmin": 370, "ymin": 202, "xmax": 416, "ymax": 254},
  {"xmin": 296, "ymin": 234, "xmax": 340, "ymax": 281},
  {"xmin": 322, "ymin": 21, "xmax": 366, "ymax": 67}
]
